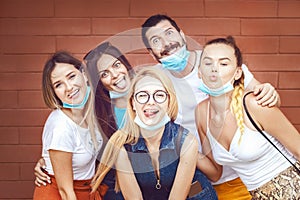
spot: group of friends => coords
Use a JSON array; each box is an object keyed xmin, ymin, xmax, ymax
[{"xmin": 32, "ymin": 14, "xmax": 300, "ymax": 200}]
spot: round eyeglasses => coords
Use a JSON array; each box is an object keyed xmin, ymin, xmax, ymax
[{"xmin": 134, "ymin": 90, "xmax": 168, "ymax": 104}]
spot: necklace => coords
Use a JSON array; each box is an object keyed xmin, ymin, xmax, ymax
[{"xmin": 210, "ymin": 109, "xmax": 230, "ymax": 128}]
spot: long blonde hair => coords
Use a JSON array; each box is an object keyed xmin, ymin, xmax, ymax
[
  {"xmin": 82, "ymin": 75, "xmax": 102, "ymax": 150},
  {"xmin": 91, "ymin": 66, "xmax": 178, "ymax": 192},
  {"xmin": 230, "ymin": 74, "xmax": 245, "ymax": 144}
]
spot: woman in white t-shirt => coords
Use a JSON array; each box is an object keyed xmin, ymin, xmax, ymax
[
  {"xmin": 195, "ymin": 36, "xmax": 300, "ymax": 199},
  {"xmin": 33, "ymin": 52, "xmax": 106, "ymax": 200}
]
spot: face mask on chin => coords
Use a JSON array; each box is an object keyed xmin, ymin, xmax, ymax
[
  {"xmin": 62, "ymin": 86, "xmax": 91, "ymax": 109},
  {"xmin": 198, "ymin": 73, "xmax": 237, "ymax": 97},
  {"xmin": 109, "ymin": 90, "xmax": 129, "ymax": 99},
  {"xmin": 134, "ymin": 113, "xmax": 170, "ymax": 131},
  {"xmin": 159, "ymin": 44, "xmax": 190, "ymax": 72}
]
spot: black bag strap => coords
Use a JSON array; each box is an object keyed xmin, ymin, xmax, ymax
[{"xmin": 243, "ymin": 91, "xmax": 300, "ymax": 174}]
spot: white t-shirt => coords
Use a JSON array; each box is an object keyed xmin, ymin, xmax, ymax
[
  {"xmin": 156, "ymin": 50, "xmax": 254, "ymax": 185},
  {"xmin": 42, "ymin": 109, "xmax": 103, "ymax": 180}
]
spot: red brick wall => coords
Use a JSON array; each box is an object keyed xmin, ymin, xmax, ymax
[{"xmin": 0, "ymin": 0, "xmax": 299, "ymax": 199}]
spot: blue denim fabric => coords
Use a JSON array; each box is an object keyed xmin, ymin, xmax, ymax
[
  {"xmin": 188, "ymin": 170, "xmax": 218, "ymax": 200},
  {"xmin": 102, "ymin": 169, "xmax": 124, "ymax": 200},
  {"xmin": 125, "ymin": 122, "xmax": 217, "ymax": 200}
]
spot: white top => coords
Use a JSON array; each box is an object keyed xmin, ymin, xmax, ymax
[
  {"xmin": 42, "ymin": 109, "xmax": 103, "ymax": 180},
  {"xmin": 156, "ymin": 50, "xmax": 254, "ymax": 185},
  {"xmin": 156, "ymin": 50, "xmax": 207, "ymax": 151},
  {"xmin": 206, "ymin": 106, "xmax": 295, "ymax": 190}
]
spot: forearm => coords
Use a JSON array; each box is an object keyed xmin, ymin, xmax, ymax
[
  {"xmin": 196, "ymin": 153, "xmax": 222, "ymax": 182},
  {"xmin": 50, "ymin": 150, "xmax": 76, "ymax": 200},
  {"xmin": 116, "ymin": 148, "xmax": 143, "ymax": 200},
  {"xmin": 116, "ymin": 170, "xmax": 143, "ymax": 200},
  {"xmin": 169, "ymin": 136, "xmax": 198, "ymax": 200},
  {"xmin": 245, "ymin": 77, "xmax": 259, "ymax": 91},
  {"xmin": 58, "ymin": 187, "xmax": 77, "ymax": 200}
]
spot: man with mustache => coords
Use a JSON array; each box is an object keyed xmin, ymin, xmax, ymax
[{"xmin": 141, "ymin": 14, "xmax": 280, "ymax": 200}]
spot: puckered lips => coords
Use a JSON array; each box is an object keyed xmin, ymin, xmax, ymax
[
  {"xmin": 209, "ymin": 74, "xmax": 218, "ymax": 82},
  {"xmin": 207, "ymin": 74, "xmax": 225, "ymax": 88}
]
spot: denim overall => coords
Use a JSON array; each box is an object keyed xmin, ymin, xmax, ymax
[
  {"xmin": 125, "ymin": 122, "xmax": 217, "ymax": 200},
  {"xmin": 102, "ymin": 169, "xmax": 124, "ymax": 200}
]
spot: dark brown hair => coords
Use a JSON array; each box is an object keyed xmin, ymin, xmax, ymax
[
  {"xmin": 84, "ymin": 42, "xmax": 134, "ymax": 138},
  {"xmin": 141, "ymin": 14, "xmax": 181, "ymax": 49}
]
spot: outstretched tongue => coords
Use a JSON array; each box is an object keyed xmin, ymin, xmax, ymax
[{"xmin": 144, "ymin": 109, "xmax": 158, "ymax": 118}]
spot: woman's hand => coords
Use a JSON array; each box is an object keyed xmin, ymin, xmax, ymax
[{"xmin": 34, "ymin": 158, "xmax": 51, "ymax": 186}]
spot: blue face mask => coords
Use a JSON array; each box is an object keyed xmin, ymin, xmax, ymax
[
  {"xmin": 62, "ymin": 86, "xmax": 91, "ymax": 109},
  {"xmin": 109, "ymin": 90, "xmax": 129, "ymax": 99},
  {"xmin": 134, "ymin": 113, "xmax": 170, "ymax": 131},
  {"xmin": 198, "ymin": 77, "xmax": 235, "ymax": 97},
  {"xmin": 159, "ymin": 45, "xmax": 190, "ymax": 72}
]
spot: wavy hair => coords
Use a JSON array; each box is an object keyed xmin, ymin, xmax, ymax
[
  {"xmin": 91, "ymin": 66, "xmax": 178, "ymax": 192},
  {"xmin": 84, "ymin": 42, "xmax": 135, "ymax": 139}
]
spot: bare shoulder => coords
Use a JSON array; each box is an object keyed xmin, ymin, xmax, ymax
[
  {"xmin": 195, "ymin": 99, "xmax": 209, "ymax": 137},
  {"xmin": 184, "ymin": 132, "xmax": 198, "ymax": 145},
  {"xmin": 195, "ymin": 99, "xmax": 209, "ymax": 119},
  {"xmin": 181, "ymin": 132, "xmax": 198, "ymax": 155},
  {"xmin": 243, "ymin": 92, "xmax": 261, "ymax": 112},
  {"xmin": 196, "ymin": 98, "xmax": 209, "ymax": 110},
  {"xmin": 243, "ymin": 92, "xmax": 274, "ymax": 114}
]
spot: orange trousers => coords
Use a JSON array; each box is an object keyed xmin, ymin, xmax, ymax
[
  {"xmin": 213, "ymin": 177, "xmax": 251, "ymax": 200},
  {"xmin": 33, "ymin": 175, "xmax": 107, "ymax": 200}
]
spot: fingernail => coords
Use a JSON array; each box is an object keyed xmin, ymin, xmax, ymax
[{"xmin": 43, "ymin": 182, "xmax": 46, "ymax": 186}]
